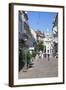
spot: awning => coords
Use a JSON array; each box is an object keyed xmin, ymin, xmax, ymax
[{"xmin": 29, "ymin": 47, "xmax": 34, "ymax": 50}]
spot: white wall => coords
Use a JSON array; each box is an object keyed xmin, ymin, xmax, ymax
[
  {"xmin": 44, "ymin": 38, "xmax": 52, "ymax": 54},
  {"xmin": 0, "ymin": 0, "xmax": 66, "ymax": 90},
  {"xmin": 30, "ymin": 28, "xmax": 37, "ymax": 40}
]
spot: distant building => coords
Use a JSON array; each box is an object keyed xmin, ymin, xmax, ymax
[
  {"xmin": 44, "ymin": 32, "xmax": 53, "ymax": 55},
  {"xmin": 36, "ymin": 31, "xmax": 45, "ymax": 43}
]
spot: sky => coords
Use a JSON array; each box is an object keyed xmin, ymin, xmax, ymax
[{"xmin": 27, "ymin": 11, "xmax": 57, "ymax": 33}]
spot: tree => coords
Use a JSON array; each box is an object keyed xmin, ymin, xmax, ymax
[
  {"xmin": 32, "ymin": 50, "xmax": 36, "ymax": 58},
  {"xmin": 37, "ymin": 41, "xmax": 44, "ymax": 52},
  {"xmin": 26, "ymin": 51, "xmax": 32, "ymax": 64}
]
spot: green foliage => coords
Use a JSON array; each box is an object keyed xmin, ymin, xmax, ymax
[
  {"xmin": 37, "ymin": 41, "xmax": 44, "ymax": 51},
  {"xmin": 26, "ymin": 51, "xmax": 32, "ymax": 64},
  {"xmin": 32, "ymin": 51, "xmax": 36, "ymax": 58},
  {"xmin": 27, "ymin": 51, "xmax": 32, "ymax": 60}
]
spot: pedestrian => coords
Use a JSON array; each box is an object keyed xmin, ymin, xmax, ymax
[
  {"xmin": 39, "ymin": 51, "xmax": 42, "ymax": 58},
  {"xmin": 47, "ymin": 50, "xmax": 50, "ymax": 61},
  {"xmin": 44, "ymin": 53, "xmax": 46, "ymax": 58}
]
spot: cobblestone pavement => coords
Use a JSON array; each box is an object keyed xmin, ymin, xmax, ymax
[{"xmin": 18, "ymin": 55, "xmax": 58, "ymax": 79}]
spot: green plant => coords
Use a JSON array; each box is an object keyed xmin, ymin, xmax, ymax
[
  {"xmin": 32, "ymin": 51, "xmax": 36, "ymax": 58},
  {"xmin": 36, "ymin": 41, "xmax": 44, "ymax": 52},
  {"xmin": 26, "ymin": 51, "xmax": 32, "ymax": 64}
]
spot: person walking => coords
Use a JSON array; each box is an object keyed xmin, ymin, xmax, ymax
[
  {"xmin": 39, "ymin": 51, "xmax": 42, "ymax": 58},
  {"xmin": 47, "ymin": 50, "xmax": 50, "ymax": 61}
]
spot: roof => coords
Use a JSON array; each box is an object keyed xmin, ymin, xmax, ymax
[{"xmin": 36, "ymin": 31, "xmax": 45, "ymax": 38}]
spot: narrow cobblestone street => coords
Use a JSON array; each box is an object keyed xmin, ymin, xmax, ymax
[{"xmin": 19, "ymin": 55, "xmax": 58, "ymax": 79}]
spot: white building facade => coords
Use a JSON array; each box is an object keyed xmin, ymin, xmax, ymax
[{"xmin": 44, "ymin": 32, "xmax": 53, "ymax": 56}]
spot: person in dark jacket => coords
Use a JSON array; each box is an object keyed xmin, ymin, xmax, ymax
[{"xmin": 47, "ymin": 50, "xmax": 50, "ymax": 61}]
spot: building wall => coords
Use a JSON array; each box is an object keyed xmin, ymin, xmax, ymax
[
  {"xmin": 44, "ymin": 38, "xmax": 53, "ymax": 55},
  {"xmin": 52, "ymin": 14, "xmax": 58, "ymax": 41},
  {"xmin": 52, "ymin": 14, "xmax": 58, "ymax": 56},
  {"xmin": 19, "ymin": 11, "xmax": 36, "ymax": 50},
  {"xmin": 30, "ymin": 28, "xmax": 37, "ymax": 41}
]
